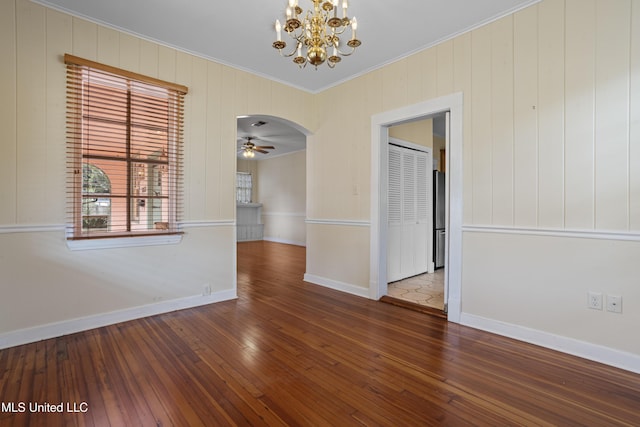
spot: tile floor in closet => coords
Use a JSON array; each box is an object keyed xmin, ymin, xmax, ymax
[{"xmin": 387, "ymin": 269, "xmax": 444, "ymax": 310}]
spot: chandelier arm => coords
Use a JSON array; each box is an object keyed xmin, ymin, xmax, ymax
[
  {"xmin": 329, "ymin": 26, "xmax": 349, "ymax": 36},
  {"xmin": 279, "ymin": 43, "xmax": 300, "ymax": 58},
  {"xmin": 286, "ymin": 25, "xmax": 307, "ymax": 41},
  {"xmin": 335, "ymin": 45, "xmax": 357, "ymax": 56}
]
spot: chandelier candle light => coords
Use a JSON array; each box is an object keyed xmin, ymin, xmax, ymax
[{"xmin": 273, "ymin": 0, "xmax": 361, "ymax": 69}]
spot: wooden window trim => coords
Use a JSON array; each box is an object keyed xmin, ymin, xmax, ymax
[{"xmin": 64, "ymin": 54, "xmax": 188, "ymax": 95}]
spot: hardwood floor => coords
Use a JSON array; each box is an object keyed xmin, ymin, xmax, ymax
[{"xmin": 1, "ymin": 241, "xmax": 639, "ymax": 426}]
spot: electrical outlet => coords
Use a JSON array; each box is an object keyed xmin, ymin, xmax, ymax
[
  {"xmin": 587, "ymin": 292, "xmax": 602, "ymax": 310},
  {"xmin": 203, "ymin": 284, "xmax": 211, "ymax": 296},
  {"xmin": 606, "ymin": 295, "xmax": 622, "ymax": 313}
]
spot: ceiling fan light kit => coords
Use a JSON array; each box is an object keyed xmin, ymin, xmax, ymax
[
  {"xmin": 240, "ymin": 137, "xmax": 275, "ymax": 158},
  {"xmin": 273, "ymin": 0, "xmax": 361, "ymax": 69}
]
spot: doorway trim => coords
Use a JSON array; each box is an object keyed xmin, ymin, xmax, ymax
[{"xmin": 369, "ymin": 93, "xmax": 463, "ymax": 323}]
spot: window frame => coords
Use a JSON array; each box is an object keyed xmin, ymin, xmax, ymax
[{"xmin": 65, "ymin": 54, "xmax": 188, "ymax": 246}]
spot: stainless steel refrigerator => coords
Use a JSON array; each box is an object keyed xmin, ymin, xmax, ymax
[{"xmin": 433, "ymin": 171, "xmax": 446, "ymax": 269}]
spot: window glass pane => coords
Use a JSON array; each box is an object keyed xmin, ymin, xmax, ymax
[
  {"xmin": 84, "ymin": 119, "xmax": 127, "ymax": 158},
  {"xmin": 130, "ymin": 197, "xmax": 169, "ymax": 232},
  {"xmin": 82, "ymin": 159, "xmax": 127, "ymax": 233},
  {"xmin": 85, "ymin": 159, "xmax": 127, "ymax": 197},
  {"xmin": 107, "ymin": 197, "xmax": 129, "ymax": 232},
  {"xmin": 85, "ymin": 82, "xmax": 127, "ymax": 122},
  {"xmin": 131, "ymin": 127, "xmax": 168, "ymax": 160},
  {"xmin": 82, "ymin": 163, "xmax": 111, "ymax": 194},
  {"xmin": 131, "ymin": 162, "xmax": 169, "ymax": 231},
  {"xmin": 130, "ymin": 87, "xmax": 170, "ymax": 159},
  {"xmin": 82, "ymin": 163, "xmax": 111, "ymax": 231}
]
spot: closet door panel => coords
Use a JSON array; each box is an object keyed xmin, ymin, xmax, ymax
[
  {"xmin": 388, "ymin": 144, "xmax": 430, "ymax": 282},
  {"xmin": 387, "ymin": 146, "xmax": 403, "ymax": 282}
]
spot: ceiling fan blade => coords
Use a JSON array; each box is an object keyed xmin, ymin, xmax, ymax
[
  {"xmin": 245, "ymin": 135, "xmax": 281, "ymax": 143},
  {"xmin": 255, "ymin": 146, "xmax": 275, "ymax": 150},
  {"xmin": 254, "ymin": 149, "xmax": 269, "ymax": 154}
]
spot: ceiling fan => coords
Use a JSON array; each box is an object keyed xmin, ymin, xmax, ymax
[{"xmin": 238, "ymin": 137, "xmax": 275, "ymax": 158}]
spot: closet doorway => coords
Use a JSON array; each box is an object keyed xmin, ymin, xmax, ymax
[
  {"xmin": 385, "ymin": 115, "xmax": 447, "ymax": 313},
  {"xmin": 386, "ymin": 138, "xmax": 433, "ymax": 282},
  {"xmin": 370, "ymin": 93, "xmax": 463, "ymax": 323}
]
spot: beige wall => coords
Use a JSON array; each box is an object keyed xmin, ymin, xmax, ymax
[
  {"xmin": 257, "ymin": 150, "xmax": 306, "ymax": 246},
  {"xmin": 0, "ymin": 0, "xmax": 312, "ymax": 338},
  {"xmin": 389, "ymin": 119, "xmax": 433, "ymax": 149},
  {"xmin": 307, "ymin": 0, "xmax": 640, "ymax": 359},
  {"xmin": 463, "ymin": 231, "xmax": 640, "ymax": 355}
]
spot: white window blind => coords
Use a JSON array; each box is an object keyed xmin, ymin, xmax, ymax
[{"xmin": 65, "ymin": 54, "xmax": 188, "ymax": 240}]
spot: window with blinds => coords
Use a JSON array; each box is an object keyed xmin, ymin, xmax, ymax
[{"xmin": 65, "ymin": 54, "xmax": 188, "ymax": 240}]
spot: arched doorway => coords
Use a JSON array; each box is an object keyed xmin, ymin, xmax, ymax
[{"xmin": 235, "ymin": 115, "xmax": 309, "ymax": 246}]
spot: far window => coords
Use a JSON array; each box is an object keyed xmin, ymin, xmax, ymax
[
  {"xmin": 236, "ymin": 172, "xmax": 253, "ymax": 204},
  {"xmin": 65, "ymin": 54, "xmax": 188, "ymax": 240}
]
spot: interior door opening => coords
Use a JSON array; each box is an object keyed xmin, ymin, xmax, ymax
[
  {"xmin": 235, "ymin": 114, "xmax": 310, "ymax": 296},
  {"xmin": 370, "ymin": 93, "xmax": 463, "ymax": 323},
  {"xmin": 385, "ymin": 115, "xmax": 447, "ymax": 313}
]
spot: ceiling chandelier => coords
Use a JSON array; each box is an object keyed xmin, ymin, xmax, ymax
[{"xmin": 272, "ymin": 0, "xmax": 361, "ymax": 69}]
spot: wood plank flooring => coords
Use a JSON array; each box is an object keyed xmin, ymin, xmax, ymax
[{"xmin": 1, "ymin": 240, "xmax": 639, "ymax": 426}]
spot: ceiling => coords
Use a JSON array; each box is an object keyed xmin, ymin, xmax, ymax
[
  {"xmin": 36, "ymin": 0, "xmax": 539, "ymax": 94},
  {"xmin": 37, "ymin": 0, "xmax": 538, "ymax": 159}
]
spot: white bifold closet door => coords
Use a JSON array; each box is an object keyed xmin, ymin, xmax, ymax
[{"xmin": 387, "ymin": 143, "xmax": 431, "ymax": 283}]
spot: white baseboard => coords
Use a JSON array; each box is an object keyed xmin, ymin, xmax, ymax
[
  {"xmin": 263, "ymin": 236, "xmax": 306, "ymax": 247},
  {"xmin": 0, "ymin": 289, "xmax": 237, "ymax": 350},
  {"xmin": 303, "ymin": 274, "xmax": 370, "ymax": 298},
  {"xmin": 460, "ymin": 313, "xmax": 640, "ymax": 374}
]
